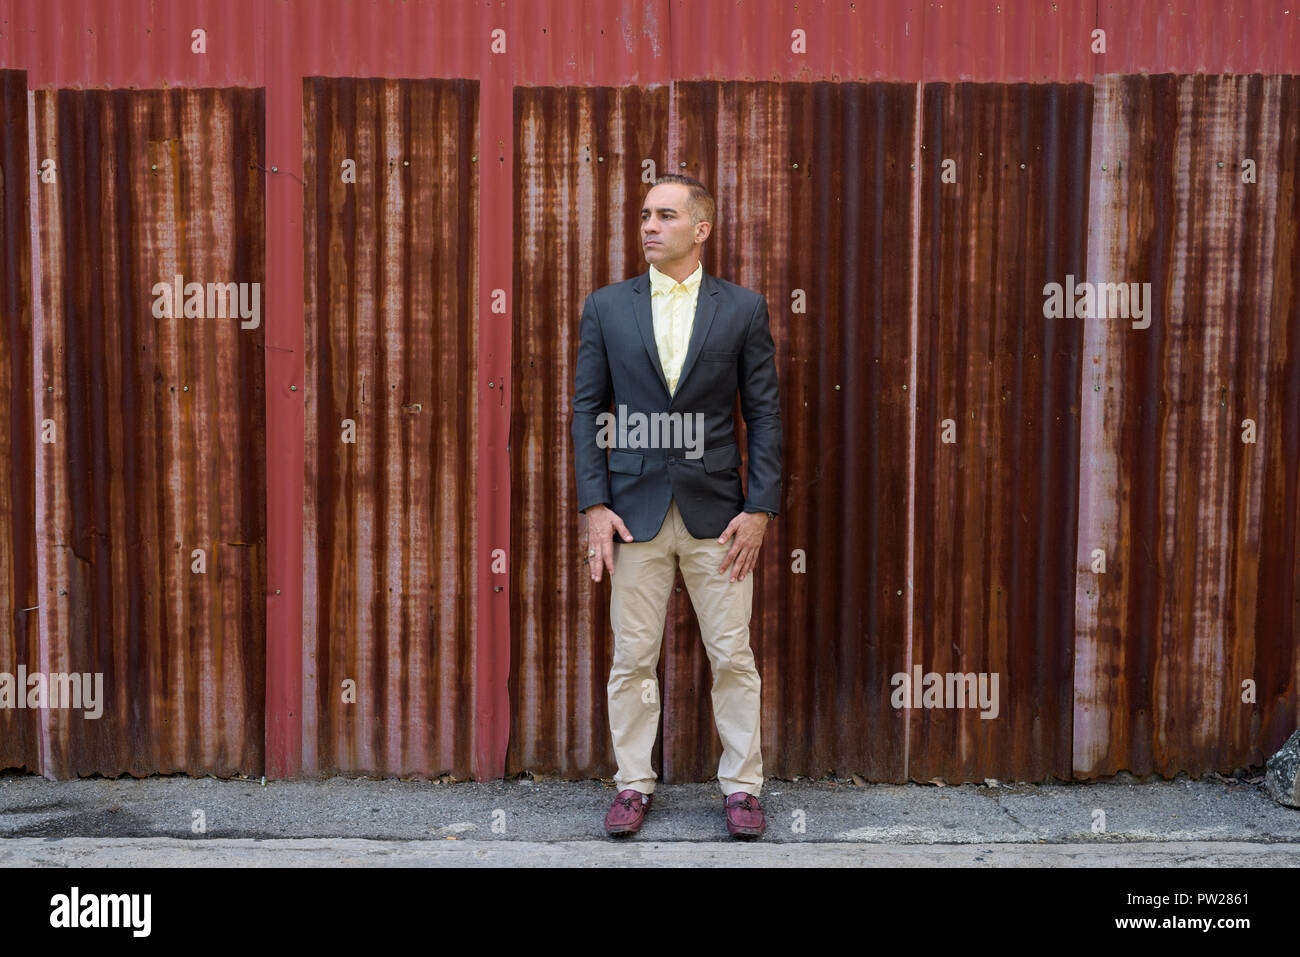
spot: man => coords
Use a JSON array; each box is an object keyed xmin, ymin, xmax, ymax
[{"xmin": 570, "ymin": 174, "xmax": 783, "ymax": 839}]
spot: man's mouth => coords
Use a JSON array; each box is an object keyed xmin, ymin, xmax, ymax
[{"xmin": 644, "ymin": 240, "xmax": 660, "ymax": 246}]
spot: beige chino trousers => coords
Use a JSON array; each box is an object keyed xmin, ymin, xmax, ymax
[{"xmin": 607, "ymin": 496, "xmax": 763, "ymax": 797}]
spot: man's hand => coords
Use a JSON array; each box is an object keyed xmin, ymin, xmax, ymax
[
  {"xmin": 717, "ymin": 511, "xmax": 771, "ymax": 582},
  {"xmin": 583, "ymin": 504, "xmax": 634, "ymax": 582}
]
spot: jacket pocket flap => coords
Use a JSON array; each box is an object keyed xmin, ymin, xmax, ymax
[
  {"xmin": 702, "ymin": 442, "xmax": 741, "ymax": 472},
  {"xmin": 608, "ymin": 450, "xmax": 644, "ymax": 475}
]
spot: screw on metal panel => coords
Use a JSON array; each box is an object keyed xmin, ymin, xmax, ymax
[
  {"xmin": 896, "ymin": 590, "xmax": 902, "ymax": 596},
  {"xmin": 151, "ymin": 164, "xmax": 157, "ymax": 170},
  {"xmin": 1020, "ymin": 163, "xmax": 1026, "ymax": 169},
  {"xmin": 488, "ymin": 380, "xmax": 495, "ymax": 388},
  {"xmin": 1101, "ymin": 164, "xmax": 1107, "ymax": 171},
  {"xmin": 910, "ymin": 163, "xmax": 915, "ymax": 169},
  {"xmin": 1217, "ymin": 161, "xmax": 1224, "ymax": 168},
  {"xmin": 403, "ymin": 160, "xmax": 409, "ymax": 166},
  {"xmin": 275, "ymin": 589, "xmax": 281, "ymax": 595},
  {"xmin": 47, "ymin": 386, "xmax": 53, "ymax": 392},
  {"xmin": 680, "ymin": 162, "xmax": 687, "ymax": 168},
  {"xmin": 59, "ymin": 589, "xmax": 66, "ymax": 595},
  {"xmin": 271, "ymin": 166, "xmax": 278, "ymax": 172},
  {"xmin": 902, "ymin": 384, "xmax": 908, "ymax": 391},
  {"xmin": 793, "ymin": 163, "xmax": 799, "ymax": 168},
  {"xmin": 834, "ymin": 384, "xmax": 840, "ymax": 390},
  {"xmin": 183, "ymin": 385, "xmax": 189, "ymax": 392},
  {"xmin": 290, "ymin": 385, "xmax": 297, "ymax": 391},
  {"xmin": 472, "ymin": 156, "xmax": 477, "ymax": 162},
  {"xmin": 598, "ymin": 156, "xmax": 604, "ymax": 162},
  {"xmin": 494, "ymin": 585, "xmax": 503, "ymax": 592}
]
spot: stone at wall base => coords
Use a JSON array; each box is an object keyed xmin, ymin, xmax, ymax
[{"xmin": 1265, "ymin": 728, "xmax": 1300, "ymax": 808}]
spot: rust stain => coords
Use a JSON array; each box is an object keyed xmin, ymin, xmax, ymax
[
  {"xmin": 0, "ymin": 69, "xmax": 40, "ymax": 774},
  {"xmin": 303, "ymin": 78, "xmax": 479, "ymax": 778},
  {"xmin": 30, "ymin": 87, "xmax": 266, "ymax": 778},
  {"xmin": 508, "ymin": 84, "xmax": 670, "ymax": 779},
  {"xmin": 1073, "ymin": 75, "xmax": 1300, "ymax": 779}
]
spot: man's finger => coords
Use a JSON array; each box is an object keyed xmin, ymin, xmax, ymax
[
  {"xmin": 719, "ymin": 543, "xmax": 740, "ymax": 575},
  {"xmin": 739, "ymin": 548, "xmax": 757, "ymax": 581},
  {"xmin": 730, "ymin": 546, "xmax": 751, "ymax": 581},
  {"xmin": 602, "ymin": 538, "xmax": 615, "ymax": 578},
  {"xmin": 615, "ymin": 519, "xmax": 633, "ymax": 542},
  {"xmin": 588, "ymin": 535, "xmax": 605, "ymax": 582}
]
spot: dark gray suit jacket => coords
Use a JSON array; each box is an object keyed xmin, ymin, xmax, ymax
[{"xmin": 571, "ymin": 268, "xmax": 783, "ymax": 541}]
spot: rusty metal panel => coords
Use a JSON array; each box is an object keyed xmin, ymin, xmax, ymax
[
  {"xmin": 913, "ymin": 82, "xmax": 1092, "ymax": 783},
  {"xmin": 303, "ymin": 77, "xmax": 479, "ymax": 778},
  {"xmin": 1074, "ymin": 74, "xmax": 1300, "ymax": 779},
  {"xmin": 30, "ymin": 87, "xmax": 266, "ymax": 778},
  {"xmin": 0, "ymin": 69, "xmax": 39, "ymax": 773},
  {"xmin": 508, "ymin": 84, "xmax": 669, "ymax": 778},
  {"xmin": 667, "ymin": 80, "xmax": 916, "ymax": 783}
]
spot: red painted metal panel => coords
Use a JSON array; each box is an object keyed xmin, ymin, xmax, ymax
[
  {"xmin": 263, "ymin": 0, "xmax": 304, "ymax": 782},
  {"xmin": 0, "ymin": 0, "xmax": 264, "ymax": 89},
  {"xmin": 476, "ymin": 17, "xmax": 513, "ymax": 783},
  {"xmin": 0, "ymin": 68, "xmax": 40, "ymax": 774},
  {"xmin": 6, "ymin": 1, "xmax": 1298, "ymax": 90}
]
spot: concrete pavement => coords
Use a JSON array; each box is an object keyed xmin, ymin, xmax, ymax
[{"xmin": 1, "ymin": 771, "xmax": 1297, "ymax": 866}]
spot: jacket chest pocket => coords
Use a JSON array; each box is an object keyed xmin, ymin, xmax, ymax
[{"xmin": 700, "ymin": 349, "xmax": 737, "ymax": 363}]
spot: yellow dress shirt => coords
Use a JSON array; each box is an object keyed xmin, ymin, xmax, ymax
[{"xmin": 648, "ymin": 261, "xmax": 703, "ymax": 395}]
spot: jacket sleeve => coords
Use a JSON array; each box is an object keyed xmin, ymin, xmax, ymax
[
  {"xmin": 739, "ymin": 294, "xmax": 783, "ymax": 515},
  {"xmin": 571, "ymin": 292, "xmax": 613, "ymax": 513}
]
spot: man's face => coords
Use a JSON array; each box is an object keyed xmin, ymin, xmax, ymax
[{"xmin": 640, "ymin": 184, "xmax": 708, "ymax": 269}]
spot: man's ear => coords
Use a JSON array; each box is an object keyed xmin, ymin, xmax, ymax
[{"xmin": 695, "ymin": 221, "xmax": 711, "ymax": 244}]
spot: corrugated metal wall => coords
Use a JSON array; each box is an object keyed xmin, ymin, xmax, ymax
[
  {"xmin": 1074, "ymin": 74, "xmax": 1300, "ymax": 778},
  {"xmin": 912, "ymin": 82, "xmax": 1092, "ymax": 783},
  {"xmin": 29, "ymin": 87, "xmax": 266, "ymax": 777},
  {"xmin": 666, "ymin": 81, "xmax": 918, "ymax": 782},
  {"xmin": 509, "ymin": 85, "xmax": 670, "ymax": 779},
  {"xmin": 303, "ymin": 77, "xmax": 479, "ymax": 777},
  {"xmin": 0, "ymin": 68, "xmax": 39, "ymax": 774},
  {"xmin": 0, "ymin": 0, "xmax": 1297, "ymax": 784}
]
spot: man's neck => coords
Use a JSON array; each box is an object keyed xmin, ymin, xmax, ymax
[{"xmin": 652, "ymin": 258, "xmax": 701, "ymax": 284}]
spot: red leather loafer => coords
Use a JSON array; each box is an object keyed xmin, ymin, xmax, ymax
[
  {"xmin": 724, "ymin": 792, "xmax": 765, "ymax": 838},
  {"xmin": 605, "ymin": 789, "xmax": 653, "ymax": 836}
]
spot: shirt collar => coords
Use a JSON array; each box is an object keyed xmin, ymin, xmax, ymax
[{"xmin": 649, "ymin": 261, "xmax": 703, "ymax": 295}]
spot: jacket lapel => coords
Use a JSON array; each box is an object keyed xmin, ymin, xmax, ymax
[
  {"xmin": 670, "ymin": 271, "xmax": 718, "ymax": 406},
  {"xmin": 632, "ymin": 273, "xmax": 671, "ymax": 399}
]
